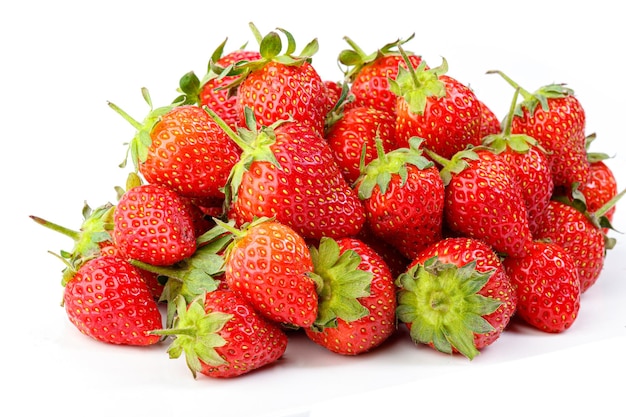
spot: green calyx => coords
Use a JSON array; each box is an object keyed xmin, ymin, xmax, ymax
[
  {"xmin": 108, "ymin": 87, "xmax": 184, "ymax": 171},
  {"xmin": 424, "ymin": 146, "xmax": 482, "ymax": 187},
  {"xmin": 388, "ymin": 46, "xmax": 447, "ymax": 115},
  {"xmin": 151, "ymin": 294, "xmax": 232, "ymax": 379},
  {"xmin": 395, "ymin": 256, "xmax": 501, "ymax": 360},
  {"xmin": 338, "ymin": 33, "xmax": 416, "ymax": 82},
  {"xmin": 308, "ymin": 237, "xmax": 373, "ymax": 331},
  {"xmin": 357, "ymin": 136, "xmax": 434, "ymax": 200}
]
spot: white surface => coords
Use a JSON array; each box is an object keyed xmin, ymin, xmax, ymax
[{"xmin": 2, "ymin": 1, "xmax": 625, "ymax": 416}]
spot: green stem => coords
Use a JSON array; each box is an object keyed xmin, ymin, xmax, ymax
[
  {"xmin": 486, "ymin": 70, "xmax": 533, "ymax": 101},
  {"xmin": 30, "ymin": 215, "xmax": 80, "ymax": 241}
]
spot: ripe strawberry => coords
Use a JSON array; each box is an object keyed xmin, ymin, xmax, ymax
[
  {"xmin": 113, "ymin": 183, "xmax": 197, "ymax": 266},
  {"xmin": 391, "ymin": 54, "xmax": 482, "ymax": 159},
  {"xmin": 396, "ymin": 237, "xmax": 517, "ymax": 359},
  {"xmin": 305, "ymin": 237, "xmax": 397, "ymax": 355},
  {"xmin": 211, "ymin": 110, "xmax": 365, "ymax": 241},
  {"xmin": 427, "ymin": 147, "xmax": 533, "ymax": 258},
  {"xmin": 503, "ymin": 241, "xmax": 580, "ymax": 333},
  {"xmin": 325, "ymin": 105, "xmax": 397, "ymax": 184},
  {"xmin": 478, "ymin": 99, "xmax": 501, "ymax": 137},
  {"xmin": 155, "ymin": 291, "xmax": 288, "ymax": 378},
  {"xmin": 338, "ymin": 34, "xmax": 425, "ymax": 115},
  {"xmin": 355, "ymin": 137, "xmax": 445, "ymax": 260},
  {"xmin": 109, "ymin": 92, "xmax": 240, "ymax": 201},
  {"xmin": 488, "ymin": 70, "xmax": 589, "ymax": 188},
  {"xmin": 577, "ymin": 159, "xmax": 618, "ymax": 223},
  {"xmin": 222, "ymin": 219, "xmax": 318, "ymax": 328},
  {"xmin": 482, "ymin": 88, "xmax": 554, "ymax": 235},
  {"xmin": 64, "ymin": 255, "xmax": 163, "ymax": 345}
]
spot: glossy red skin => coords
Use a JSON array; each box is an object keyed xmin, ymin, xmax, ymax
[
  {"xmin": 114, "ymin": 184, "xmax": 197, "ymax": 266},
  {"xmin": 143, "ymin": 105, "xmax": 241, "ymax": 200},
  {"xmin": 228, "ymin": 122, "xmax": 366, "ymax": 240},
  {"xmin": 224, "ymin": 221, "xmax": 318, "ymax": 328},
  {"xmin": 395, "ymin": 75, "xmax": 482, "ymax": 160},
  {"xmin": 444, "ymin": 149, "xmax": 533, "ymax": 258},
  {"xmin": 64, "ymin": 255, "xmax": 162, "ymax": 345},
  {"xmin": 304, "ymin": 238, "xmax": 397, "ymax": 355},
  {"xmin": 237, "ymin": 61, "xmax": 329, "ymax": 136},
  {"xmin": 409, "ymin": 237, "xmax": 517, "ymax": 351},
  {"xmin": 325, "ymin": 106, "xmax": 397, "ymax": 184},
  {"xmin": 577, "ymin": 160, "xmax": 618, "ymax": 222},
  {"xmin": 503, "ymin": 241, "xmax": 580, "ymax": 333},
  {"xmin": 511, "ymin": 95, "xmax": 589, "ymax": 188},
  {"xmin": 533, "ymin": 200, "xmax": 605, "ymax": 293},
  {"xmin": 478, "ymin": 100, "xmax": 501, "ymax": 138},
  {"xmin": 348, "ymin": 54, "xmax": 425, "ymax": 115},
  {"xmin": 198, "ymin": 290, "xmax": 288, "ymax": 378},
  {"xmin": 357, "ymin": 164, "xmax": 445, "ymax": 260},
  {"xmin": 200, "ymin": 50, "xmax": 262, "ymax": 131}
]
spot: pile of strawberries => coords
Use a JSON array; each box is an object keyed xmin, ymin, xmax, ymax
[{"xmin": 33, "ymin": 24, "xmax": 623, "ymax": 378}]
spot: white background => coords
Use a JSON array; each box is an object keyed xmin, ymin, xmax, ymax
[{"xmin": 2, "ymin": 1, "xmax": 625, "ymax": 416}]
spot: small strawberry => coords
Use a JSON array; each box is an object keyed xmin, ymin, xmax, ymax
[
  {"xmin": 113, "ymin": 183, "xmax": 197, "ymax": 266},
  {"xmin": 338, "ymin": 34, "xmax": 425, "ymax": 115},
  {"xmin": 503, "ymin": 241, "xmax": 580, "ymax": 333},
  {"xmin": 222, "ymin": 218, "xmax": 318, "ymax": 328},
  {"xmin": 488, "ymin": 70, "xmax": 589, "ymax": 188},
  {"xmin": 64, "ymin": 255, "xmax": 163, "ymax": 345},
  {"xmin": 325, "ymin": 105, "xmax": 397, "ymax": 184},
  {"xmin": 396, "ymin": 237, "xmax": 517, "ymax": 359},
  {"xmin": 304, "ymin": 237, "xmax": 396, "ymax": 355},
  {"xmin": 355, "ymin": 137, "xmax": 445, "ymax": 260},
  {"xmin": 390, "ymin": 50, "xmax": 482, "ymax": 160},
  {"xmin": 154, "ymin": 291, "xmax": 288, "ymax": 378},
  {"xmin": 478, "ymin": 99, "xmax": 501, "ymax": 137}
]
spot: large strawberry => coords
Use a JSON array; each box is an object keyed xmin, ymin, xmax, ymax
[
  {"xmin": 503, "ymin": 241, "xmax": 580, "ymax": 333},
  {"xmin": 338, "ymin": 34, "xmax": 424, "ymax": 115},
  {"xmin": 390, "ymin": 51, "xmax": 482, "ymax": 159},
  {"xmin": 154, "ymin": 291, "xmax": 288, "ymax": 378},
  {"xmin": 109, "ymin": 91, "xmax": 240, "ymax": 200},
  {"xmin": 355, "ymin": 137, "xmax": 445, "ymax": 260},
  {"xmin": 488, "ymin": 70, "xmax": 589, "ymax": 188},
  {"xmin": 222, "ymin": 218, "xmax": 318, "ymax": 328},
  {"xmin": 210, "ymin": 109, "xmax": 366, "ymax": 241},
  {"xmin": 427, "ymin": 147, "xmax": 533, "ymax": 258},
  {"xmin": 113, "ymin": 183, "xmax": 197, "ymax": 266},
  {"xmin": 64, "ymin": 255, "xmax": 163, "ymax": 346},
  {"xmin": 304, "ymin": 237, "xmax": 396, "ymax": 355},
  {"xmin": 396, "ymin": 237, "xmax": 517, "ymax": 359}
]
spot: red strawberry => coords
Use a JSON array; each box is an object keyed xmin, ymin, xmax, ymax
[
  {"xmin": 488, "ymin": 70, "xmax": 589, "ymax": 188},
  {"xmin": 396, "ymin": 237, "xmax": 517, "ymax": 359},
  {"xmin": 503, "ymin": 241, "xmax": 580, "ymax": 333},
  {"xmin": 109, "ymin": 93, "xmax": 241, "ymax": 201},
  {"xmin": 478, "ymin": 99, "xmax": 501, "ymax": 137},
  {"xmin": 305, "ymin": 237, "xmax": 397, "ymax": 355},
  {"xmin": 113, "ymin": 183, "xmax": 197, "ymax": 266},
  {"xmin": 325, "ymin": 105, "xmax": 397, "ymax": 184},
  {"xmin": 211, "ymin": 110, "xmax": 366, "ymax": 241},
  {"xmin": 355, "ymin": 137, "xmax": 445, "ymax": 260},
  {"xmin": 64, "ymin": 255, "xmax": 163, "ymax": 345},
  {"xmin": 339, "ymin": 34, "xmax": 424, "ymax": 115},
  {"xmin": 577, "ymin": 159, "xmax": 618, "ymax": 223},
  {"xmin": 222, "ymin": 219, "xmax": 318, "ymax": 328},
  {"xmin": 428, "ymin": 147, "xmax": 533, "ymax": 258},
  {"xmin": 155, "ymin": 291, "xmax": 288, "ymax": 378},
  {"xmin": 391, "ymin": 55, "xmax": 482, "ymax": 160}
]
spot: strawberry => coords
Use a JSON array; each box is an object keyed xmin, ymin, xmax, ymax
[
  {"xmin": 488, "ymin": 70, "xmax": 589, "ymax": 188},
  {"xmin": 154, "ymin": 291, "xmax": 288, "ymax": 378},
  {"xmin": 222, "ymin": 218, "xmax": 318, "ymax": 328},
  {"xmin": 482, "ymin": 88, "xmax": 554, "ymax": 235},
  {"xmin": 478, "ymin": 99, "xmax": 501, "ymax": 137},
  {"xmin": 503, "ymin": 241, "xmax": 580, "ymax": 333},
  {"xmin": 427, "ymin": 147, "xmax": 533, "ymax": 258},
  {"xmin": 396, "ymin": 237, "xmax": 517, "ymax": 359},
  {"xmin": 305, "ymin": 237, "xmax": 397, "ymax": 355},
  {"xmin": 64, "ymin": 255, "xmax": 163, "ymax": 345},
  {"xmin": 338, "ymin": 34, "xmax": 424, "ymax": 115},
  {"xmin": 113, "ymin": 183, "xmax": 197, "ymax": 266},
  {"xmin": 577, "ymin": 159, "xmax": 618, "ymax": 223},
  {"xmin": 325, "ymin": 105, "xmax": 397, "ymax": 184},
  {"xmin": 109, "ymin": 91, "xmax": 241, "ymax": 201},
  {"xmin": 210, "ymin": 109, "xmax": 366, "ymax": 241},
  {"xmin": 355, "ymin": 137, "xmax": 445, "ymax": 260}
]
